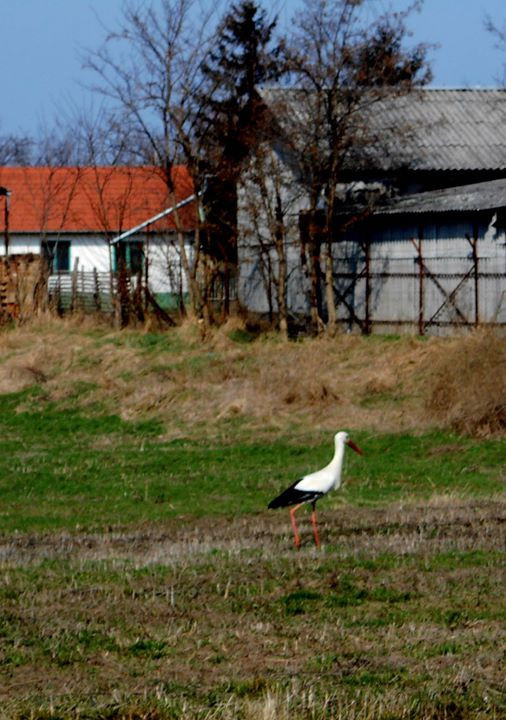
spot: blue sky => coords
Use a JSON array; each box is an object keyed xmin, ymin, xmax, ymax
[{"xmin": 0, "ymin": 0, "xmax": 505, "ymax": 137}]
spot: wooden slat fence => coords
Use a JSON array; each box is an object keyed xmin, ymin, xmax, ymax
[{"xmin": 48, "ymin": 269, "xmax": 117, "ymax": 314}]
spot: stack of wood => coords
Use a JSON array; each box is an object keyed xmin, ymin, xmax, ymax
[{"xmin": 0, "ymin": 254, "xmax": 45, "ymax": 321}]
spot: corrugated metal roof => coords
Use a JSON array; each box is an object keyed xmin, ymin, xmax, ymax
[
  {"xmin": 260, "ymin": 88, "xmax": 506, "ymax": 172},
  {"xmin": 373, "ymin": 89, "xmax": 506, "ymax": 171},
  {"xmin": 376, "ymin": 177, "xmax": 506, "ymax": 215}
]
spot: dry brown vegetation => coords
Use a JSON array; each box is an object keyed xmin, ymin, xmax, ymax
[
  {"xmin": 426, "ymin": 329, "xmax": 506, "ymax": 437},
  {"xmin": 1, "ymin": 494, "xmax": 503, "ymax": 568},
  {"xmin": 1, "ymin": 498, "xmax": 505, "ymax": 719},
  {"xmin": 0, "ymin": 316, "xmax": 504, "ymax": 439}
]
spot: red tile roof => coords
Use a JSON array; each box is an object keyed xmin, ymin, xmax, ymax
[{"xmin": 0, "ymin": 166, "xmax": 196, "ymax": 234}]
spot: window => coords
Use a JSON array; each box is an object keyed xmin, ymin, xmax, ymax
[
  {"xmin": 114, "ymin": 241, "xmax": 144, "ymax": 275},
  {"xmin": 41, "ymin": 240, "xmax": 70, "ymax": 272}
]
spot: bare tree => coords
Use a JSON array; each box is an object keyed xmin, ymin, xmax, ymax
[
  {"xmin": 240, "ymin": 137, "xmax": 307, "ymax": 339},
  {"xmin": 84, "ymin": 0, "xmax": 221, "ymax": 322},
  {"xmin": 197, "ymin": 1, "xmax": 285, "ymax": 320},
  {"xmin": 282, "ymin": 0, "xmax": 431, "ymax": 335},
  {"xmin": 0, "ymin": 133, "xmax": 33, "ymax": 165},
  {"xmin": 485, "ymin": 14, "xmax": 506, "ymax": 84},
  {"xmin": 57, "ymin": 101, "xmax": 136, "ymax": 166}
]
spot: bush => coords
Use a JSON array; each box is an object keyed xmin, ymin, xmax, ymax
[{"xmin": 426, "ymin": 330, "xmax": 506, "ymax": 437}]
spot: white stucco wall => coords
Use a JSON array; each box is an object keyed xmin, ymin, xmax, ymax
[
  {"xmin": 1, "ymin": 234, "xmax": 41, "ymax": 255},
  {"xmin": 0, "ymin": 231, "xmax": 194, "ymax": 298},
  {"xmin": 144, "ymin": 233, "xmax": 194, "ymax": 295},
  {"xmin": 71, "ymin": 236, "xmax": 111, "ymax": 272},
  {"xmin": 0, "ymin": 233, "xmax": 111, "ymax": 272}
]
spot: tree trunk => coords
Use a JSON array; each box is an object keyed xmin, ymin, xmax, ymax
[
  {"xmin": 309, "ymin": 237, "xmax": 324, "ymax": 334},
  {"xmin": 275, "ymin": 195, "xmax": 289, "ymax": 339},
  {"xmin": 176, "ymin": 227, "xmax": 198, "ymax": 317},
  {"xmin": 324, "ymin": 240, "xmax": 337, "ymax": 336},
  {"xmin": 277, "ymin": 251, "xmax": 288, "ymax": 340}
]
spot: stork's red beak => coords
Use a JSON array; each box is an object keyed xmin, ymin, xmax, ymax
[{"xmin": 346, "ymin": 438, "xmax": 364, "ymax": 455}]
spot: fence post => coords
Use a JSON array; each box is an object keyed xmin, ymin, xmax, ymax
[
  {"xmin": 411, "ymin": 231, "xmax": 424, "ymax": 335},
  {"xmin": 93, "ymin": 267, "xmax": 101, "ymax": 312},
  {"xmin": 472, "ymin": 224, "xmax": 479, "ymax": 327},
  {"xmin": 70, "ymin": 257, "xmax": 79, "ymax": 313},
  {"xmin": 80, "ymin": 268, "xmax": 85, "ymax": 312},
  {"xmin": 364, "ymin": 236, "xmax": 371, "ymax": 335},
  {"xmin": 465, "ymin": 229, "xmax": 480, "ymax": 328}
]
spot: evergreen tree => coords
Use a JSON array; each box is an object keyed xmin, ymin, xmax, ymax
[
  {"xmin": 202, "ymin": 0, "xmax": 283, "ymax": 173},
  {"xmin": 198, "ymin": 1, "xmax": 285, "ymax": 316}
]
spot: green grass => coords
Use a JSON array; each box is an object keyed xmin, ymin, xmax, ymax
[
  {"xmin": 0, "ymin": 389, "xmax": 504, "ymax": 533},
  {"xmin": 0, "ymin": 352, "xmax": 504, "ymax": 718}
]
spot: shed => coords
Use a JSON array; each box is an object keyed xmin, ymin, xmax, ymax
[
  {"xmin": 335, "ymin": 179, "xmax": 506, "ymax": 334},
  {"xmin": 238, "ymin": 89, "xmax": 506, "ymax": 333}
]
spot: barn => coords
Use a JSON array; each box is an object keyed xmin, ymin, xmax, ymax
[
  {"xmin": 237, "ymin": 88, "xmax": 506, "ymax": 334},
  {"xmin": 323, "ymin": 179, "xmax": 506, "ymax": 334}
]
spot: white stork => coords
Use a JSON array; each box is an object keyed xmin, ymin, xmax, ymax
[{"xmin": 268, "ymin": 431, "xmax": 364, "ymax": 548}]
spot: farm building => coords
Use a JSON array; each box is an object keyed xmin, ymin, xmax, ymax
[
  {"xmin": 0, "ymin": 165, "xmax": 196, "ymax": 314},
  {"xmin": 1, "ymin": 90, "xmax": 506, "ymax": 331},
  {"xmin": 272, "ymin": 179, "xmax": 506, "ymax": 334},
  {"xmin": 237, "ymin": 88, "xmax": 506, "ymax": 333}
]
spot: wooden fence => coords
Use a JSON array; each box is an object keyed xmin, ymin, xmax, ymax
[
  {"xmin": 48, "ymin": 268, "xmax": 116, "ymax": 314},
  {"xmin": 48, "ymin": 265, "xmax": 176, "ymax": 327}
]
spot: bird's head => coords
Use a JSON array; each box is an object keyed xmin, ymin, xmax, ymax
[{"xmin": 335, "ymin": 430, "xmax": 364, "ymax": 455}]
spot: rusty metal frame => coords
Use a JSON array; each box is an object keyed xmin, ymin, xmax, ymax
[
  {"xmin": 331, "ymin": 228, "xmax": 498, "ymax": 333},
  {"xmin": 410, "ymin": 229, "xmax": 425, "ymax": 335},
  {"xmin": 465, "ymin": 224, "xmax": 480, "ymax": 327},
  {"xmin": 332, "ymin": 265, "xmax": 367, "ymax": 332},
  {"xmin": 422, "ymin": 266, "xmax": 474, "ymax": 329},
  {"xmin": 410, "ymin": 227, "xmax": 476, "ymax": 333}
]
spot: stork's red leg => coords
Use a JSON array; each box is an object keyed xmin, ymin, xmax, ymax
[
  {"xmin": 289, "ymin": 503, "xmax": 302, "ymax": 548},
  {"xmin": 311, "ymin": 502, "xmax": 321, "ymax": 548}
]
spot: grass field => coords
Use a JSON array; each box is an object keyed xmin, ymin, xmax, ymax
[{"xmin": 0, "ymin": 320, "xmax": 505, "ymax": 719}]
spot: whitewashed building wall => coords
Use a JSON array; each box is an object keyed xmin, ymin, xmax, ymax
[{"xmin": 0, "ymin": 232, "xmax": 193, "ymax": 297}]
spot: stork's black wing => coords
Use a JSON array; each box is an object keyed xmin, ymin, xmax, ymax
[{"xmin": 268, "ymin": 479, "xmax": 324, "ymax": 509}]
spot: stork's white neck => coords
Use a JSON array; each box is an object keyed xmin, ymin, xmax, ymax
[{"xmin": 328, "ymin": 438, "xmax": 346, "ymax": 488}]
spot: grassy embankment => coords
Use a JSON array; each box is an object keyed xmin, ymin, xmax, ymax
[{"xmin": 0, "ymin": 319, "xmax": 504, "ymax": 718}]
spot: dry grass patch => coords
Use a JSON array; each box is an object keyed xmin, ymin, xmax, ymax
[
  {"xmin": 0, "ymin": 319, "xmax": 505, "ymax": 439},
  {"xmin": 426, "ymin": 329, "xmax": 506, "ymax": 437},
  {"xmin": 0, "ymin": 498, "xmax": 504, "ymax": 718},
  {"xmin": 0, "ymin": 496, "xmax": 504, "ymax": 567}
]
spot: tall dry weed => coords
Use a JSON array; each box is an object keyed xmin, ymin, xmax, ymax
[{"xmin": 426, "ymin": 329, "xmax": 506, "ymax": 437}]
